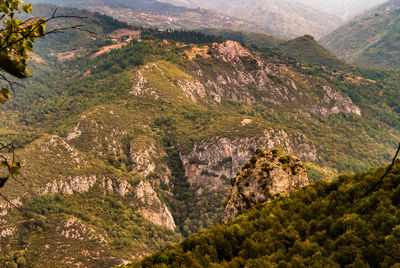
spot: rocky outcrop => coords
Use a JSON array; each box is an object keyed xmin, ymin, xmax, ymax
[
  {"xmin": 59, "ymin": 217, "xmax": 108, "ymax": 245},
  {"xmin": 37, "ymin": 175, "xmax": 131, "ymax": 196},
  {"xmin": 217, "ymin": 40, "xmax": 252, "ymax": 61},
  {"xmin": 128, "ymin": 41, "xmax": 361, "ymax": 117},
  {"xmin": 180, "ymin": 128, "xmax": 316, "ymax": 191},
  {"xmin": 134, "ymin": 181, "xmax": 176, "ymax": 231},
  {"xmin": 201, "ymin": 41, "xmax": 362, "ymax": 116},
  {"xmin": 177, "ymin": 79, "xmax": 207, "ymax": 102},
  {"xmin": 129, "ymin": 135, "xmax": 171, "ymax": 186},
  {"xmin": 222, "ymin": 149, "xmax": 309, "ymax": 222},
  {"xmin": 38, "ymin": 175, "xmax": 96, "ymax": 195},
  {"xmin": 126, "ymin": 41, "xmax": 362, "ymax": 117},
  {"xmin": 130, "ymin": 69, "xmax": 159, "ymax": 99}
]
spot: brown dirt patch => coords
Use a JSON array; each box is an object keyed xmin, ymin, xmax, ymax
[
  {"xmin": 184, "ymin": 45, "xmax": 211, "ymax": 60},
  {"xmin": 93, "ymin": 43, "xmax": 127, "ymax": 57}
]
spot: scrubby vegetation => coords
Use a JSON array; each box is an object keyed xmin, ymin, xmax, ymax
[
  {"xmin": 0, "ymin": 190, "xmax": 182, "ymax": 267},
  {"xmin": 1, "ymin": 4, "xmax": 400, "ymax": 266}
]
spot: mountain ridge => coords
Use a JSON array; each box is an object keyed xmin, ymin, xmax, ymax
[
  {"xmin": 156, "ymin": 0, "xmax": 344, "ymax": 38},
  {"xmin": 28, "ymin": 0, "xmax": 273, "ymax": 36},
  {"xmin": 320, "ymin": 0, "xmax": 400, "ymax": 68},
  {"xmin": 1, "ymin": 4, "xmax": 400, "ymax": 266}
]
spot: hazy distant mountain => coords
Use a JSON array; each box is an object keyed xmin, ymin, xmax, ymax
[
  {"xmin": 27, "ymin": 0, "xmax": 271, "ymax": 35},
  {"xmin": 309, "ymin": 0, "xmax": 388, "ymax": 19},
  {"xmin": 320, "ymin": 0, "xmax": 400, "ymax": 68},
  {"xmin": 156, "ymin": 0, "xmax": 344, "ymax": 38}
]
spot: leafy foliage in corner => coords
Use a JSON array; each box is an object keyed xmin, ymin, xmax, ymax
[
  {"xmin": 128, "ymin": 162, "xmax": 400, "ymax": 267},
  {"xmin": 0, "ymin": 0, "xmax": 42, "ymax": 82}
]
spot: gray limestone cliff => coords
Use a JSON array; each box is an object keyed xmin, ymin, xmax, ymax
[
  {"xmin": 222, "ymin": 149, "xmax": 310, "ymax": 222},
  {"xmin": 180, "ymin": 129, "xmax": 316, "ymax": 192}
]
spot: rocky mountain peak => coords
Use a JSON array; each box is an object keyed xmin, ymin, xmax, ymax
[
  {"xmin": 216, "ymin": 40, "xmax": 252, "ymax": 61},
  {"xmin": 222, "ymin": 148, "xmax": 309, "ymax": 222}
]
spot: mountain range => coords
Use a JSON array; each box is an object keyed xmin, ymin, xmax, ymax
[
  {"xmin": 156, "ymin": 0, "xmax": 344, "ymax": 38},
  {"xmin": 28, "ymin": 0, "xmax": 273, "ymax": 36},
  {"xmin": 27, "ymin": 0, "xmax": 394, "ymax": 40},
  {"xmin": 1, "ymin": 2, "xmax": 400, "ymax": 267},
  {"xmin": 309, "ymin": 0, "xmax": 388, "ymax": 19},
  {"xmin": 320, "ymin": 0, "xmax": 400, "ymax": 68}
]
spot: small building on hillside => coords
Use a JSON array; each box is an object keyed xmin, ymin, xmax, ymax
[{"xmin": 121, "ymin": 30, "xmax": 141, "ymax": 42}]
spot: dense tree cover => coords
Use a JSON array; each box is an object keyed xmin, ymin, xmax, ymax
[
  {"xmin": 200, "ymin": 29, "xmax": 280, "ymax": 49},
  {"xmin": 147, "ymin": 29, "xmax": 224, "ymax": 45},
  {"xmin": 128, "ymin": 161, "xmax": 400, "ymax": 267}
]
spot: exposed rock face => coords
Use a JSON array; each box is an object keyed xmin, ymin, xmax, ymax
[
  {"xmin": 129, "ymin": 41, "xmax": 361, "ymax": 117},
  {"xmin": 177, "ymin": 79, "xmax": 207, "ymax": 102},
  {"xmin": 222, "ymin": 149, "xmax": 309, "ymax": 222},
  {"xmin": 210, "ymin": 41, "xmax": 361, "ymax": 116},
  {"xmin": 217, "ymin": 40, "xmax": 252, "ymax": 61},
  {"xmin": 129, "ymin": 135, "xmax": 172, "ymax": 186},
  {"xmin": 134, "ymin": 181, "xmax": 176, "ymax": 231},
  {"xmin": 38, "ymin": 175, "xmax": 97, "ymax": 195},
  {"xmin": 180, "ymin": 129, "xmax": 316, "ymax": 191},
  {"xmin": 59, "ymin": 217, "xmax": 108, "ymax": 245},
  {"xmin": 131, "ymin": 69, "xmax": 159, "ymax": 99}
]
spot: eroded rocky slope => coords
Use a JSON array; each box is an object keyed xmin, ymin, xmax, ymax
[
  {"xmin": 1, "ymin": 32, "xmax": 399, "ymax": 266},
  {"xmin": 223, "ymin": 149, "xmax": 309, "ymax": 222}
]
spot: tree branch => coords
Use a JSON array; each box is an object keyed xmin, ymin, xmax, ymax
[
  {"xmin": 360, "ymin": 143, "xmax": 400, "ymax": 198},
  {"xmin": 0, "ymin": 10, "xmax": 90, "ymax": 53},
  {"xmin": 0, "ymin": 193, "xmax": 28, "ymax": 217}
]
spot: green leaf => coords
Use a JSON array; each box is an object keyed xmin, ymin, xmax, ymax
[
  {"xmin": 10, "ymin": 162, "xmax": 21, "ymax": 175},
  {"xmin": 22, "ymin": 4, "xmax": 32, "ymax": 13},
  {"xmin": 0, "ymin": 53, "xmax": 26, "ymax": 78},
  {"xmin": 37, "ymin": 23, "xmax": 45, "ymax": 36},
  {"xmin": 23, "ymin": 40, "xmax": 33, "ymax": 51},
  {"xmin": 1, "ymin": 87, "xmax": 10, "ymax": 99},
  {"xmin": 0, "ymin": 176, "xmax": 9, "ymax": 188}
]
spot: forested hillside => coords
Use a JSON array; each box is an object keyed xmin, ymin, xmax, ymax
[
  {"xmin": 129, "ymin": 157, "xmax": 400, "ymax": 267},
  {"xmin": 320, "ymin": 0, "xmax": 400, "ymax": 69},
  {"xmin": 1, "ymin": 4, "xmax": 400, "ymax": 267}
]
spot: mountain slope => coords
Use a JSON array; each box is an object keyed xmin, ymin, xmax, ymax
[
  {"xmin": 320, "ymin": 0, "xmax": 400, "ymax": 69},
  {"xmin": 157, "ymin": 0, "xmax": 344, "ymax": 38},
  {"xmin": 28, "ymin": 0, "xmax": 271, "ymax": 35},
  {"xmin": 128, "ymin": 159, "xmax": 400, "ymax": 267},
  {"xmin": 278, "ymin": 35, "xmax": 350, "ymax": 69},
  {"xmin": 309, "ymin": 0, "xmax": 388, "ymax": 19},
  {"xmin": 1, "ymin": 4, "xmax": 400, "ymax": 267}
]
